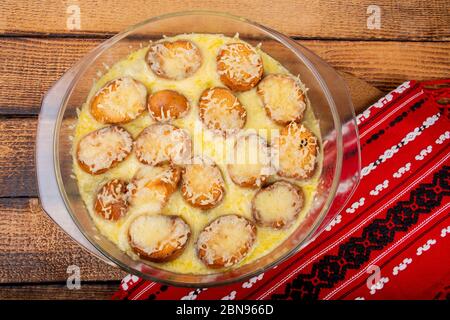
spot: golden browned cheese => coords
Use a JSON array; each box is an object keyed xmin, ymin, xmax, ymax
[
  {"xmin": 90, "ymin": 77, "xmax": 148, "ymax": 124},
  {"xmin": 181, "ymin": 157, "xmax": 226, "ymax": 210},
  {"xmin": 128, "ymin": 215, "xmax": 191, "ymax": 262},
  {"xmin": 198, "ymin": 87, "xmax": 247, "ymax": 136},
  {"xmin": 217, "ymin": 42, "xmax": 263, "ymax": 91},
  {"xmin": 130, "ymin": 165, "xmax": 181, "ymax": 208},
  {"xmin": 274, "ymin": 122, "xmax": 319, "ymax": 179},
  {"xmin": 257, "ymin": 74, "xmax": 306, "ymax": 125},
  {"xmin": 227, "ymin": 133, "xmax": 273, "ymax": 188},
  {"xmin": 146, "ymin": 40, "xmax": 202, "ymax": 80},
  {"xmin": 76, "ymin": 126, "xmax": 133, "ymax": 175},
  {"xmin": 134, "ymin": 123, "xmax": 192, "ymax": 166},
  {"xmin": 252, "ymin": 181, "xmax": 304, "ymax": 229},
  {"xmin": 197, "ymin": 214, "xmax": 256, "ymax": 268},
  {"xmin": 94, "ymin": 179, "xmax": 130, "ymax": 221}
]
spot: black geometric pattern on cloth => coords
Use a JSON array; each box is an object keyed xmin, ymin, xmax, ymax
[{"xmin": 271, "ymin": 165, "xmax": 450, "ymax": 300}]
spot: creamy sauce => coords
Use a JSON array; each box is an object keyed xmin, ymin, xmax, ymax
[{"xmin": 73, "ymin": 33, "xmax": 322, "ymax": 274}]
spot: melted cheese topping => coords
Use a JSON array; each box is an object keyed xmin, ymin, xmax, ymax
[
  {"xmin": 258, "ymin": 74, "xmax": 306, "ymax": 123},
  {"xmin": 131, "ymin": 165, "xmax": 179, "ymax": 210},
  {"xmin": 276, "ymin": 122, "xmax": 318, "ymax": 178},
  {"xmin": 199, "ymin": 87, "xmax": 246, "ymax": 135},
  {"xmin": 96, "ymin": 179, "xmax": 129, "ymax": 220},
  {"xmin": 217, "ymin": 43, "xmax": 262, "ymax": 83},
  {"xmin": 228, "ymin": 133, "xmax": 273, "ymax": 186},
  {"xmin": 147, "ymin": 41, "xmax": 202, "ymax": 80},
  {"xmin": 198, "ymin": 215, "xmax": 255, "ymax": 267},
  {"xmin": 253, "ymin": 182, "xmax": 303, "ymax": 227},
  {"xmin": 91, "ymin": 77, "xmax": 147, "ymax": 123},
  {"xmin": 181, "ymin": 157, "xmax": 225, "ymax": 207},
  {"xmin": 77, "ymin": 126, "xmax": 132, "ymax": 173},
  {"xmin": 73, "ymin": 33, "xmax": 322, "ymax": 275},
  {"xmin": 134, "ymin": 124, "xmax": 192, "ymax": 165},
  {"xmin": 129, "ymin": 215, "xmax": 189, "ymax": 254}
]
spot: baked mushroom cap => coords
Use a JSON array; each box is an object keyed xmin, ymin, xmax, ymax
[
  {"xmin": 128, "ymin": 214, "xmax": 191, "ymax": 262},
  {"xmin": 217, "ymin": 42, "xmax": 263, "ymax": 91},
  {"xmin": 197, "ymin": 214, "xmax": 256, "ymax": 268},
  {"xmin": 76, "ymin": 126, "xmax": 133, "ymax": 175},
  {"xmin": 181, "ymin": 156, "xmax": 226, "ymax": 210},
  {"xmin": 146, "ymin": 40, "xmax": 202, "ymax": 80},
  {"xmin": 227, "ymin": 133, "xmax": 273, "ymax": 188},
  {"xmin": 90, "ymin": 77, "xmax": 147, "ymax": 124},
  {"xmin": 252, "ymin": 181, "xmax": 304, "ymax": 229},
  {"xmin": 257, "ymin": 74, "xmax": 306, "ymax": 125},
  {"xmin": 273, "ymin": 122, "xmax": 319, "ymax": 179},
  {"xmin": 198, "ymin": 87, "xmax": 247, "ymax": 136},
  {"xmin": 134, "ymin": 123, "xmax": 192, "ymax": 166}
]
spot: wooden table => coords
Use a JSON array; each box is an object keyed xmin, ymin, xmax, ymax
[{"xmin": 0, "ymin": 1, "xmax": 448, "ymax": 300}]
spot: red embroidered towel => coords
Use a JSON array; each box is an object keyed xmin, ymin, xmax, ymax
[{"xmin": 113, "ymin": 79, "xmax": 450, "ymax": 300}]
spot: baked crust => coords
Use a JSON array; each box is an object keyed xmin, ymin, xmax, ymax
[
  {"xmin": 146, "ymin": 40, "xmax": 202, "ymax": 80},
  {"xmin": 134, "ymin": 123, "xmax": 192, "ymax": 166},
  {"xmin": 273, "ymin": 122, "xmax": 318, "ymax": 179},
  {"xmin": 90, "ymin": 77, "xmax": 147, "ymax": 124},
  {"xmin": 76, "ymin": 125, "xmax": 133, "ymax": 175},
  {"xmin": 227, "ymin": 133, "xmax": 273, "ymax": 188},
  {"xmin": 181, "ymin": 156, "xmax": 226, "ymax": 210},
  {"xmin": 94, "ymin": 179, "xmax": 130, "ymax": 221},
  {"xmin": 128, "ymin": 214, "xmax": 191, "ymax": 262},
  {"xmin": 216, "ymin": 42, "xmax": 263, "ymax": 91},
  {"xmin": 257, "ymin": 74, "xmax": 306, "ymax": 125},
  {"xmin": 198, "ymin": 87, "xmax": 246, "ymax": 136},
  {"xmin": 252, "ymin": 181, "xmax": 304, "ymax": 229},
  {"xmin": 197, "ymin": 214, "xmax": 256, "ymax": 268},
  {"xmin": 148, "ymin": 89, "xmax": 190, "ymax": 122}
]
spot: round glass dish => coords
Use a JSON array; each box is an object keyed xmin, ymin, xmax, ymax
[{"xmin": 46, "ymin": 11, "xmax": 360, "ymax": 287}]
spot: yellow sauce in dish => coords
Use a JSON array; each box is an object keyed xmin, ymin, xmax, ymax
[{"xmin": 72, "ymin": 33, "xmax": 322, "ymax": 274}]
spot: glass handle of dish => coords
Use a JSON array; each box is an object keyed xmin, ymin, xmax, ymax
[{"xmin": 36, "ymin": 65, "xmax": 116, "ymax": 266}]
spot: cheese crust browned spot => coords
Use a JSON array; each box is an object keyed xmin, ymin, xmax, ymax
[
  {"xmin": 197, "ymin": 214, "xmax": 256, "ymax": 268},
  {"xmin": 227, "ymin": 133, "xmax": 273, "ymax": 188},
  {"xmin": 128, "ymin": 214, "xmax": 191, "ymax": 262},
  {"xmin": 273, "ymin": 122, "xmax": 318, "ymax": 179},
  {"xmin": 146, "ymin": 40, "xmax": 202, "ymax": 80},
  {"xmin": 216, "ymin": 42, "xmax": 263, "ymax": 91},
  {"xmin": 94, "ymin": 179, "xmax": 130, "ymax": 221},
  {"xmin": 90, "ymin": 77, "xmax": 148, "ymax": 124},
  {"xmin": 76, "ymin": 126, "xmax": 133, "ymax": 175},
  {"xmin": 181, "ymin": 156, "xmax": 225, "ymax": 210},
  {"xmin": 252, "ymin": 181, "xmax": 304, "ymax": 229},
  {"xmin": 257, "ymin": 74, "xmax": 306, "ymax": 125},
  {"xmin": 148, "ymin": 89, "xmax": 190, "ymax": 122},
  {"xmin": 198, "ymin": 87, "xmax": 246, "ymax": 136},
  {"xmin": 134, "ymin": 123, "xmax": 192, "ymax": 166},
  {"xmin": 130, "ymin": 164, "xmax": 181, "ymax": 208}
]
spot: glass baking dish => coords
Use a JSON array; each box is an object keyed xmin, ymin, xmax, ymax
[{"xmin": 36, "ymin": 11, "xmax": 360, "ymax": 287}]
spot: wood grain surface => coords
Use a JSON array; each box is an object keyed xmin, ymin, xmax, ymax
[
  {"xmin": 0, "ymin": 0, "xmax": 448, "ymax": 299},
  {"xmin": 0, "ymin": 282, "xmax": 120, "ymax": 300},
  {"xmin": 0, "ymin": 38, "xmax": 448, "ymax": 114},
  {"xmin": 0, "ymin": 0, "xmax": 448, "ymax": 40},
  {"xmin": 0, "ymin": 198, "xmax": 125, "ymax": 283}
]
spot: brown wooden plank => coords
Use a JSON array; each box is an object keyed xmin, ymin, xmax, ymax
[
  {"xmin": 0, "ymin": 0, "xmax": 448, "ymax": 40},
  {"xmin": 1, "ymin": 37, "xmax": 447, "ymax": 115},
  {"xmin": 0, "ymin": 282, "xmax": 119, "ymax": 300},
  {"xmin": 0, "ymin": 197, "xmax": 126, "ymax": 283},
  {"xmin": 0, "ymin": 117, "xmax": 37, "ymax": 197}
]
